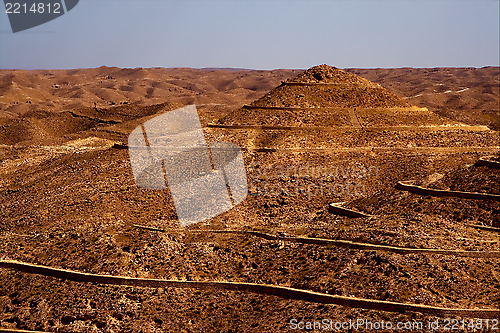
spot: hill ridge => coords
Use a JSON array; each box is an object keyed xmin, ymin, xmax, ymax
[{"xmin": 245, "ymin": 64, "xmax": 413, "ymax": 109}]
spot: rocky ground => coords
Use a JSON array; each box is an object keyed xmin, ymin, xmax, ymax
[{"xmin": 0, "ymin": 65, "xmax": 498, "ymax": 332}]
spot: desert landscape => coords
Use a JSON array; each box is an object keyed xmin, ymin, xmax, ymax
[{"xmin": 0, "ymin": 64, "xmax": 499, "ymax": 332}]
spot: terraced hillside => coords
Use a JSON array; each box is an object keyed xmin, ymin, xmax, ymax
[{"xmin": 0, "ymin": 65, "xmax": 498, "ymax": 332}]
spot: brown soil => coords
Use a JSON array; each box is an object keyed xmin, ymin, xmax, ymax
[
  {"xmin": 349, "ymin": 67, "xmax": 500, "ymax": 130},
  {"xmin": 0, "ymin": 65, "xmax": 499, "ymax": 332},
  {"xmin": 348, "ymin": 163, "xmax": 500, "ymax": 228}
]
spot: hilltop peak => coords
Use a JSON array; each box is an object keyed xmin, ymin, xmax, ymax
[
  {"xmin": 243, "ymin": 64, "xmax": 411, "ymax": 109},
  {"xmin": 286, "ymin": 64, "xmax": 372, "ymax": 85}
]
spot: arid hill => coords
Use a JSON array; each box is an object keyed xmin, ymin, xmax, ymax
[
  {"xmin": 349, "ymin": 67, "xmax": 500, "ymax": 130},
  {"xmin": 0, "ymin": 67, "xmax": 298, "ymax": 117},
  {"xmin": 0, "ymin": 66, "xmax": 498, "ymax": 141},
  {"xmin": 249, "ymin": 64, "xmax": 411, "ymax": 109},
  {"xmin": 0, "ymin": 65, "xmax": 498, "ymax": 332}
]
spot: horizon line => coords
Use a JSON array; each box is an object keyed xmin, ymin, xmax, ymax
[{"xmin": 1, "ymin": 65, "xmax": 499, "ymax": 71}]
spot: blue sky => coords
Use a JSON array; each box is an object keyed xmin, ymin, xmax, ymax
[{"xmin": 0, "ymin": 0, "xmax": 499, "ymax": 69}]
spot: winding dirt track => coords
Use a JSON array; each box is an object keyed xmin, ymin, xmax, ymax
[
  {"xmin": 120, "ymin": 145, "xmax": 500, "ymax": 154},
  {"xmin": 247, "ymin": 147, "xmax": 500, "ymax": 153},
  {"xmin": 240, "ymin": 106, "xmax": 426, "ymax": 111},
  {"xmin": 5, "ymin": 143, "xmax": 498, "ymax": 154},
  {"xmin": 466, "ymin": 224, "xmax": 500, "ymax": 233},
  {"xmin": 207, "ymin": 124, "xmax": 491, "ymax": 131},
  {"xmin": 0, "ymin": 329, "xmax": 49, "ymax": 333},
  {"xmin": 280, "ymin": 82, "xmax": 378, "ymax": 87},
  {"xmin": 0, "ymin": 260, "xmax": 498, "ymax": 319},
  {"xmin": 132, "ymin": 225, "xmax": 500, "ymax": 258},
  {"xmin": 328, "ymin": 203, "xmax": 372, "ymax": 218},
  {"xmin": 475, "ymin": 156, "xmax": 500, "ymax": 169},
  {"xmin": 396, "ymin": 181, "xmax": 500, "ymax": 201}
]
